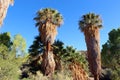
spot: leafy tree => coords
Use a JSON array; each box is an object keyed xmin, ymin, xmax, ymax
[
  {"xmin": 0, "ymin": 32, "xmax": 25, "ymax": 80},
  {"xmin": 0, "ymin": 32, "xmax": 12, "ymax": 49},
  {"xmin": 0, "ymin": 44, "xmax": 8, "ymax": 59},
  {"xmin": 34, "ymin": 8, "xmax": 63, "ymax": 76},
  {"xmin": 101, "ymin": 28, "xmax": 120, "ymax": 80},
  {"xmin": 0, "ymin": 32, "xmax": 12, "ymax": 59},
  {"xmin": 0, "ymin": 56, "xmax": 23, "ymax": 80},
  {"xmin": 79, "ymin": 13, "xmax": 103, "ymax": 80},
  {"xmin": 12, "ymin": 34, "xmax": 26, "ymax": 57}
]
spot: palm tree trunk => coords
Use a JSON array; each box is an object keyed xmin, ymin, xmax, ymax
[
  {"xmin": 0, "ymin": 0, "xmax": 14, "ymax": 26},
  {"xmin": 84, "ymin": 27, "xmax": 101, "ymax": 80},
  {"xmin": 41, "ymin": 42, "xmax": 55, "ymax": 77}
]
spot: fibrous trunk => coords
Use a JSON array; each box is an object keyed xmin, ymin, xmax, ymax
[
  {"xmin": 84, "ymin": 27, "xmax": 101, "ymax": 80},
  {"xmin": 41, "ymin": 42, "xmax": 55, "ymax": 77},
  {"xmin": 39, "ymin": 22, "xmax": 57, "ymax": 45},
  {"xmin": 0, "ymin": 0, "xmax": 14, "ymax": 26}
]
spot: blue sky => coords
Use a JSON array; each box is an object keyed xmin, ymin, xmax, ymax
[{"xmin": 1, "ymin": 0, "xmax": 120, "ymax": 51}]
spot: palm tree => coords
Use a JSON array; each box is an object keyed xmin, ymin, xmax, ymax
[
  {"xmin": 79, "ymin": 13, "xmax": 102, "ymax": 80},
  {"xmin": 0, "ymin": 0, "xmax": 14, "ymax": 26},
  {"xmin": 34, "ymin": 8, "xmax": 63, "ymax": 76}
]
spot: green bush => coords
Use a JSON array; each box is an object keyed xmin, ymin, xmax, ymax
[{"xmin": 101, "ymin": 28, "xmax": 120, "ymax": 80}]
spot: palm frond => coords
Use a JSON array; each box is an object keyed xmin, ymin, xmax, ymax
[
  {"xmin": 78, "ymin": 12, "xmax": 103, "ymax": 31},
  {"xmin": 34, "ymin": 8, "xmax": 63, "ymax": 27}
]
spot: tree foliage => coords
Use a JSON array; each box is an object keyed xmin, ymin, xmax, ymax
[
  {"xmin": 101, "ymin": 28, "xmax": 120, "ymax": 80},
  {"xmin": 0, "ymin": 32, "xmax": 12, "ymax": 59},
  {"xmin": 12, "ymin": 34, "xmax": 27, "ymax": 56},
  {"xmin": 0, "ymin": 44, "xmax": 8, "ymax": 59},
  {"xmin": 0, "ymin": 32, "xmax": 12, "ymax": 48},
  {"xmin": 0, "ymin": 55, "xmax": 23, "ymax": 80},
  {"xmin": 0, "ymin": 32, "xmax": 27, "ymax": 80},
  {"xmin": 28, "ymin": 36, "xmax": 44, "ymax": 57},
  {"xmin": 13, "ymin": 34, "xmax": 26, "ymax": 52},
  {"xmin": 34, "ymin": 8, "xmax": 63, "ymax": 27}
]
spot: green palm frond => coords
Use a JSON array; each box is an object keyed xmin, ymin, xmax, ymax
[
  {"xmin": 34, "ymin": 8, "xmax": 63, "ymax": 27},
  {"xmin": 79, "ymin": 12, "xmax": 103, "ymax": 31}
]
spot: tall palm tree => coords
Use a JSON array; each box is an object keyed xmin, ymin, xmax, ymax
[
  {"xmin": 79, "ymin": 13, "xmax": 102, "ymax": 80},
  {"xmin": 34, "ymin": 8, "xmax": 63, "ymax": 76},
  {"xmin": 0, "ymin": 0, "xmax": 14, "ymax": 26}
]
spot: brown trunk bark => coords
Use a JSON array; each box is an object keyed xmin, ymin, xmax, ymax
[
  {"xmin": 41, "ymin": 42, "xmax": 55, "ymax": 77},
  {"xmin": 84, "ymin": 27, "xmax": 101, "ymax": 80}
]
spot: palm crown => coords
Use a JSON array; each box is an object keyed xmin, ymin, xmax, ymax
[
  {"xmin": 34, "ymin": 8, "xmax": 63, "ymax": 27},
  {"xmin": 79, "ymin": 13, "xmax": 103, "ymax": 31}
]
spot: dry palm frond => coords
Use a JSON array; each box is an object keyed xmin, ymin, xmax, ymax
[
  {"xmin": 39, "ymin": 22, "xmax": 57, "ymax": 45},
  {"xmin": 69, "ymin": 62, "xmax": 89, "ymax": 80},
  {"xmin": 0, "ymin": 0, "xmax": 14, "ymax": 27}
]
